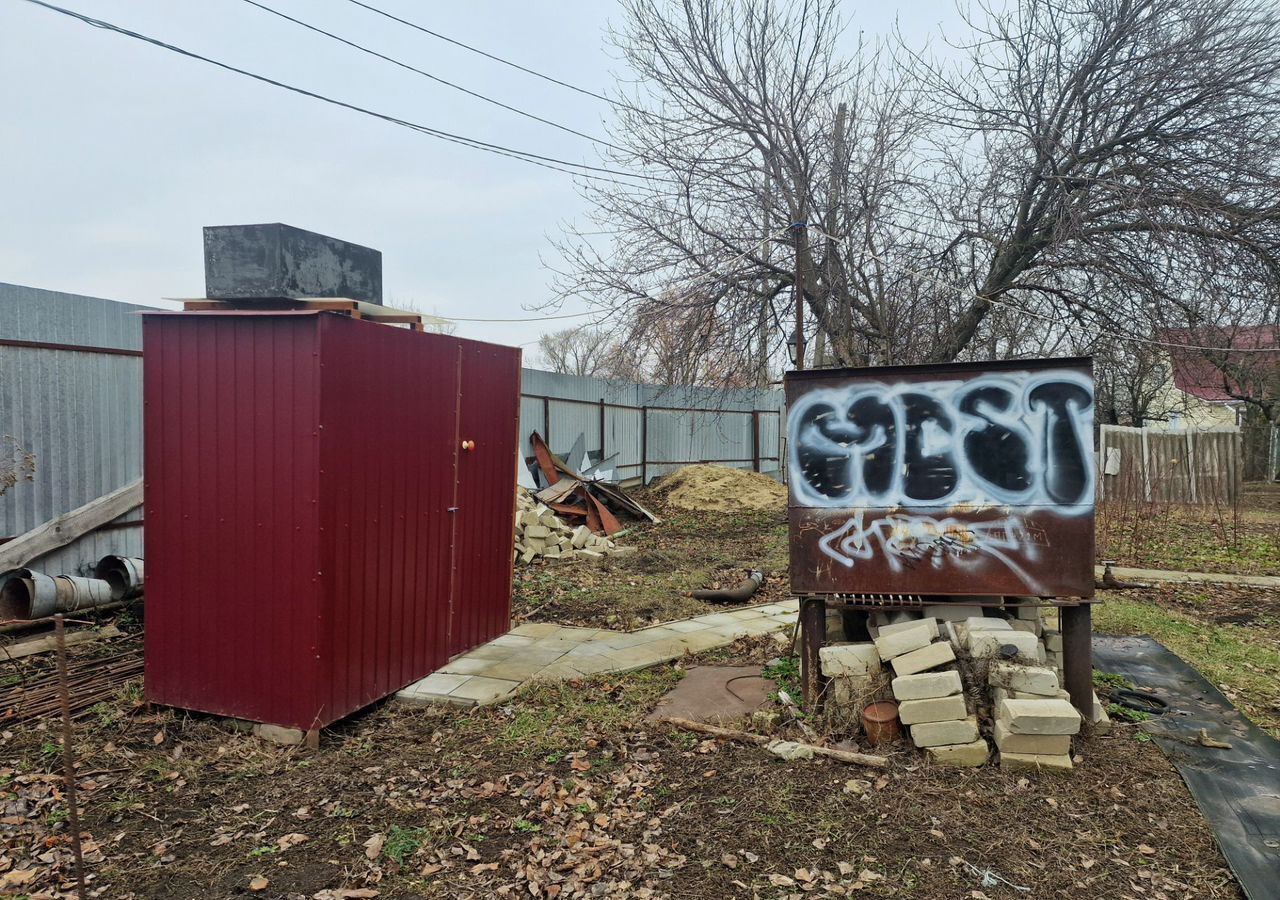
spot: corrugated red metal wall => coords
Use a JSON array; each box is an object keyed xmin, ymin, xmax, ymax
[{"xmin": 144, "ymin": 311, "xmax": 520, "ymax": 730}]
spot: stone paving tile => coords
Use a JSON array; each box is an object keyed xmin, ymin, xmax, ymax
[
  {"xmin": 510, "ymin": 622, "xmax": 563, "ymax": 638},
  {"xmin": 448, "ymin": 676, "xmax": 522, "ymax": 704},
  {"xmin": 395, "ymin": 602, "xmax": 799, "ymax": 708},
  {"xmin": 465, "ymin": 644, "xmax": 520, "ymax": 661},
  {"xmin": 438, "ymin": 656, "xmax": 498, "ymax": 676},
  {"xmin": 482, "ymin": 650, "xmax": 570, "ymax": 682},
  {"xmin": 663, "ymin": 619, "xmax": 711, "ymax": 633},
  {"xmin": 489, "ymin": 634, "xmax": 538, "ymax": 648}
]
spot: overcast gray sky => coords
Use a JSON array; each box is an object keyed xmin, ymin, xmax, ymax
[{"xmin": 1, "ymin": 0, "xmax": 959, "ymax": 351}]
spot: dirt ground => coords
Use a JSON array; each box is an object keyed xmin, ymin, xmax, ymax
[
  {"xmin": 512, "ymin": 483, "xmax": 790, "ymax": 631},
  {"xmin": 3, "ymin": 631, "xmax": 1241, "ymax": 899},
  {"xmin": 7, "ymin": 476, "xmax": 1276, "ymax": 897}
]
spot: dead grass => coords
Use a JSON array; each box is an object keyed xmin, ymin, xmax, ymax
[
  {"xmin": 1097, "ymin": 488, "xmax": 1280, "ymax": 576},
  {"xmin": 3, "ymin": 634, "xmax": 1240, "ymax": 899},
  {"xmin": 513, "ymin": 488, "xmax": 789, "ymax": 630}
]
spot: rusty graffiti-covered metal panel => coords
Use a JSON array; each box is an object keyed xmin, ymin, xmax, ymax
[{"xmin": 786, "ymin": 358, "xmax": 1095, "ymax": 598}]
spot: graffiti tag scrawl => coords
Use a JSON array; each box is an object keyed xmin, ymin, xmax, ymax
[{"xmin": 789, "ymin": 369, "xmax": 1094, "ymax": 512}]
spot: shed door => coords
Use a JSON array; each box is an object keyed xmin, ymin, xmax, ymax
[{"xmin": 448, "ymin": 341, "xmax": 522, "ymax": 656}]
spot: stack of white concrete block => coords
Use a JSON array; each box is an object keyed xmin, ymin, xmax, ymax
[
  {"xmin": 871, "ymin": 619, "xmax": 988, "ymax": 766},
  {"xmin": 988, "ymin": 662, "xmax": 1080, "ymax": 772},
  {"xmin": 818, "ymin": 642, "xmax": 887, "ymax": 713},
  {"xmin": 514, "ymin": 489, "xmax": 629, "ymax": 563}
]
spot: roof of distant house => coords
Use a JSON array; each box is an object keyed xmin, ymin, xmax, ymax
[{"xmin": 1160, "ymin": 325, "xmax": 1279, "ymax": 402}]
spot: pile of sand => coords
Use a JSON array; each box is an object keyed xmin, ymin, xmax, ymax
[{"xmin": 656, "ymin": 463, "xmax": 787, "ymax": 512}]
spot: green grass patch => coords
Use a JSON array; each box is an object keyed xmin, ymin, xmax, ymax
[{"xmin": 1095, "ymin": 596, "xmax": 1280, "ymax": 736}]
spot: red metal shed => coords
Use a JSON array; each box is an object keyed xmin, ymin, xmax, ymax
[{"xmin": 142, "ymin": 310, "xmax": 520, "ymax": 731}]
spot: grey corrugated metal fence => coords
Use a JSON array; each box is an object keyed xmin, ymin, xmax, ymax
[
  {"xmin": 1098, "ymin": 424, "xmax": 1241, "ymax": 508},
  {"xmin": 519, "ymin": 368, "xmax": 784, "ymax": 485},
  {"xmin": 0, "ymin": 283, "xmax": 147, "ymax": 572},
  {"xmin": 0, "ymin": 283, "xmax": 785, "ymax": 572}
]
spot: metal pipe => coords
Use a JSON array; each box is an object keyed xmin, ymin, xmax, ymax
[
  {"xmin": 1061, "ymin": 603, "xmax": 1093, "ymax": 714},
  {"xmin": 92, "ymin": 555, "xmax": 145, "ymax": 601},
  {"xmin": 800, "ymin": 596, "xmax": 826, "ymax": 710},
  {"xmin": 0, "ymin": 569, "xmax": 117, "ymax": 620},
  {"xmin": 690, "ymin": 571, "xmax": 763, "ymax": 603},
  {"xmin": 0, "ymin": 569, "xmax": 58, "ymax": 619}
]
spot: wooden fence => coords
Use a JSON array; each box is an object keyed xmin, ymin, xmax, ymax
[{"xmin": 1097, "ymin": 425, "xmax": 1241, "ymax": 507}]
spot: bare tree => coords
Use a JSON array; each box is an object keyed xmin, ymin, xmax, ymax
[
  {"xmin": 552, "ymin": 0, "xmax": 1280, "ymax": 379},
  {"xmin": 535, "ymin": 325, "xmax": 619, "ymax": 377}
]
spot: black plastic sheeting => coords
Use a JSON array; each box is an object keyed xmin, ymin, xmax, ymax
[{"xmin": 1093, "ymin": 635, "xmax": 1280, "ymax": 899}]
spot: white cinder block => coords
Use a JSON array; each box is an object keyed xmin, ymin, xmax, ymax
[
  {"xmin": 877, "ymin": 617, "xmax": 940, "ymax": 640},
  {"xmin": 969, "ymin": 630, "xmax": 1040, "ymax": 661},
  {"xmin": 898, "ymin": 694, "xmax": 969, "ymax": 725},
  {"xmin": 998, "ymin": 698, "xmax": 1082, "ymax": 735},
  {"xmin": 921, "ymin": 604, "xmax": 985, "ymax": 623},
  {"xmin": 926, "ymin": 738, "xmax": 989, "ymax": 767},
  {"xmin": 820, "ymin": 642, "xmax": 881, "ymax": 678},
  {"xmin": 987, "ymin": 662, "xmax": 1059, "ymax": 695},
  {"xmin": 891, "ymin": 640, "xmax": 957, "ymax": 676},
  {"xmin": 993, "ymin": 720, "xmax": 1072, "ymax": 755},
  {"xmin": 892, "ymin": 669, "xmax": 962, "ymax": 701},
  {"xmin": 910, "ymin": 716, "xmax": 979, "ymax": 748},
  {"xmin": 873, "ymin": 621, "xmax": 936, "ymax": 661}
]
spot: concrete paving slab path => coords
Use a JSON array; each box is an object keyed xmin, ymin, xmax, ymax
[
  {"xmin": 395, "ymin": 600, "xmax": 798, "ymax": 709},
  {"xmin": 1097, "ymin": 565, "xmax": 1280, "ymax": 588}
]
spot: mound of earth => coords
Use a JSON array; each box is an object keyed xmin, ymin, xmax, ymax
[{"xmin": 656, "ymin": 463, "xmax": 786, "ymax": 512}]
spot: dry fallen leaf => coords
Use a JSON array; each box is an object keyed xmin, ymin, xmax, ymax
[
  {"xmin": 721, "ymin": 853, "xmax": 738, "ymax": 869},
  {"xmin": 152, "ymin": 730, "xmax": 165, "ymax": 745},
  {"xmin": 1139, "ymin": 844, "xmax": 1157, "ymax": 855},
  {"xmin": 248, "ymin": 875, "xmax": 270, "ymax": 892},
  {"xmin": 276, "ymin": 832, "xmax": 309, "ymax": 851},
  {"xmin": 364, "ymin": 833, "xmax": 385, "ymax": 860},
  {"xmin": 768, "ymin": 873, "xmax": 796, "ymax": 887}
]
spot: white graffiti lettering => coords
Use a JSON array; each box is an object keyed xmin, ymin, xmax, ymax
[
  {"xmin": 789, "ymin": 369, "xmax": 1094, "ymax": 512},
  {"xmin": 817, "ymin": 511, "xmax": 1048, "ymax": 591}
]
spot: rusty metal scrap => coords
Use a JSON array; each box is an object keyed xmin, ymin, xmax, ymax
[{"xmin": 528, "ymin": 432, "xmax": 657, "ymax": 536}]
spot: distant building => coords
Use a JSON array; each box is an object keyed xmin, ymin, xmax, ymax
[{"xmin": 1159, "ymin": 325, "xmax": 1279, "ymax": 479}]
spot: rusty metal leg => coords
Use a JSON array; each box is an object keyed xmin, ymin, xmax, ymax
[
  {"xmin": 1061, "ymin": 603, "xmax": 1093, "ymax": 715},
  {"xmin": 800, "ymin": 597, "xmax": 826, "ymax": 711}
]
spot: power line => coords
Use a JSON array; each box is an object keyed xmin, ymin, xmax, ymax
[
  {"xmin": 20, "ymin": 0, "xmax": 658, "ymax": 187},
  {"xmin": 239, "ymin": 0, "xmax": 626, "ymax": 153},
  {"xmin": 805, "ymin": 225, "xmax": 1276, "ymax": 354},
  {"xmin": 342, "ymin": 0, "xmax": 619, "ymax": 107}
]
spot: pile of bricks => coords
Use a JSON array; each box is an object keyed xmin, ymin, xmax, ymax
[
  {"xmin": 514, "ymin": 489, "xmax": 632, "ymax": 564},
  {"xmin": 817, "ymin": 601, "xmax": 1112, "ymax": 768},
  {"xmin": 873, "ymin": 618, "xmax": 989, "ymax": 766},
  {"xmin": 989, "ymin": 662, "xmax": 1081, "ymax": 772}
]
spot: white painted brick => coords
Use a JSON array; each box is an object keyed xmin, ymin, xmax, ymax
[
  {"xmin": 993, "ymin": 720, "xmax": 1072, "ymax": 755},
  {"xmin": 969, "ymin": 630, "xmax": 1040, "ymax": 661},
  {"xmin": 922, "ymin": 603, "xmax": 985, "ymax": 623},
  {"xmin": 999, "ymin": 751, "xmax": 1073, "ymax": 773},
  {"xmin": 1043, "ymin": 630, "xmax": 1063, "ymax": 652},
  {"xmin": 964, "ymin": 617, "xmax": 1013, "ymax": 631},
  {"xmin": 873, "ymin": 621, "xmax": 936, "ymax": 661},
  {"xmin": 898, "ymin": 694, "xmax": 968, "ymax": 725},
  {"xmin": 892, "ymin": 669, "xmax": 962, "ymax": 701},
  {"xmin": 1010, "ymin": 619, "xmax": 1043, "ymax": 636},
  {"xmin": 925, "ymin": 738, "xmax": 989, "ymax": 767},
  {"xmin": 1014, "ymin": 605, "xmax": 1041, "ymax": 621},
  {"xmin": 910, "ymin": 716, "xmax": 979, "ymax": 748},
  {"xmin": 997, "ymin": 698, "xmax": 1082, "ymax": 735},
  {"xmin": 820, "ymin": 642, "xmax": 881, "ymax": 678},
  {"xmin": 877, "ymin": 617, "xmax": 939, "ymax": 640},
  {"xmin": 987, "ymin": 662, "xmax": 1059, "ymax": 695},
  {"xmin": 993, "ymin": 686, "xmax": 1069, "ymax": 705},
  {"xmin": 891, "ymin": 640, "xmax": 956, "ymax": 676}
]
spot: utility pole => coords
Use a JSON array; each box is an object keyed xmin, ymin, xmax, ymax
[{"xmin": 792, "ymin": 219, "xmax": 807, "ymax": 370}]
